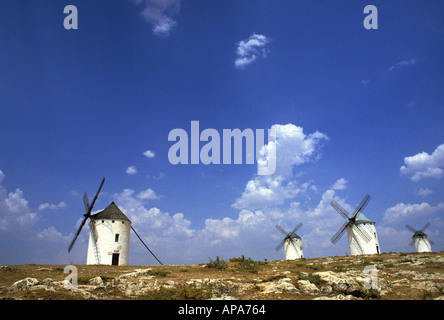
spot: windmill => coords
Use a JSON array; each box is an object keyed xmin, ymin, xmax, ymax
[
  {"xmin": 330, "ymin": 194, "xmax": 380, "ymax": 255},
  {"xmin": 275, "ymin": 223, "xmax": 304, "ymax": 260},
  {"xmin": 68, "ymin": 178, "xmax": 163, "ymax": 265},
  {"xmin": 405, "ymin": 223, "xmax": 433, "ymax": 253}
]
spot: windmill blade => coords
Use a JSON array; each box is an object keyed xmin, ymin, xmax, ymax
[
  {"xmin": 83, "ymin": 192, "xmax": 90, "ymax": 212},
  {"xmin": 405, "ymin": 224, "xmax": 417, "ymax": 233},
  {"xmin": 429, "ymin": 239, "xmax": 434, "ymax": 246},
  {"xmin": 68, "ymin": 177, "xmax": 105, "ymax": 253},
  {"xmin": 420, "ymin": 222, "xmax": 431, "ymax": 232},
  {"xmin": 131, "ymin": 226, "xmax": 163, "ymax": 265},
  {"xmin": 68, "ymin": 215, "xmax": 89, "ymax": 253},
  {"xmin": 275, "ymin": 238, "xmax": 286, "ymax": 251},
  {"xmin": 352, "ymin": 223, "xmax": 371, "ymax": 243},
  {"xmin": 289, "ymin": 238, "xmax": 302, "ymax": 251},
  {"xmin": 87, "ymin": 177, "xmax": 105, "ymax": 215},
  {"xmin": 331, "ymin": 221, "xmax": 349, "ymax": 244},
  {"xmin": 90, "ymin": 219, "xmax": 98, "ymax": 241},
  {"xmin": 351, "ymin": 194, "xmax": 371, "ymax": 218},
  {"xmin": 275, "ymin": 224, "xmax": 289, "ymax": 236},
  {"xmin": 330, "ymin": 200, "xmax": 350, "ymax": 220},
  {"xmin": 288, "ymin": 223, "xmax": 303, "ymax": 237}
]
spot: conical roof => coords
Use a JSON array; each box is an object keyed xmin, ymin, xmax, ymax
[
  {"xmin": 354, "ymin": 211, "xmax": 374, "ymax": 223},
  {"xmin": 413, "ymin": 230, "xmax": 428, "ymax": 238},
  {"xmin": 91, "ymin": 202, "xmax": 131, "ymax": 222}
]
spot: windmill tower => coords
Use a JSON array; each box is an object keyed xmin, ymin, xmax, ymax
[
  {"xmin": 275, "ymin": 223, "xmax": 304, "ymax": 260},
  {"xmin": 68, "ymin": 178, "xmax": 163, "ymax": 265},
  {"xmin": 86, "ymin": 202, "xmax": 131, "ymax": 265},
  {"xmin": 330, "ymin": 194, "xmax": 380, "ymax": 255},
  {"xmin": 405, "ymin": 223, "xmax": 433, "ymax": 253}
]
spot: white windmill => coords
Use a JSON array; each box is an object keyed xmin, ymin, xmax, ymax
[
  {"xmin": 275, "ymin": 223, "xmax": 304, "ymax": 260},
  {"xmin": 68, "ymin": 178, "xmax": 163, "ymax": 265},
  {"xmin": 405, "ymin": 223, "xmax": 433, "ymax": 253},
  {"xmin": 330, "ymin": 194, "xmax": 380, "ymax": 255}
]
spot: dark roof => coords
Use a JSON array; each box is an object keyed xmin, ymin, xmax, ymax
[
  {"xmin": 413, "ymin": 230, "xmax": 428, "ymax": 238},
  {"xmin": 91, "ymin": 202, "xmax": 131, "ymax": 222}
]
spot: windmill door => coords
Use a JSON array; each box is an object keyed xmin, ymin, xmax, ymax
[{"xmin": 112, "ymin": 253, "xmax": 119, "ymax": 265}]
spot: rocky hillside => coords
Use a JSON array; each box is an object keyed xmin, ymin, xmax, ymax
[{"xmin": 1, "ymin": 251, "xmax": 443, "ymax": 300}]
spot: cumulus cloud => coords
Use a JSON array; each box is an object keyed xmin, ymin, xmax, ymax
[
  {"xmin": 415, "ymin": 188, "xmax": 433, "ymax": 197},
  {"xmin": 331, "ymin": 178, "xmax": 347, "ymax": 190},
  {"xmin": 37, "ymin": 226, "xmax": 70, "ymax": 242},
  {"xmin": 232, "ymin": 124, "xmax": 328, "ymax": 210},
  {"xmin": 383, "ymin": 201, "xmax": 444, "ymax": 224},
  {"xmin": 137, "ymin": 188, "xmax": 160, "ymax": 200},
  {"xmin": 0, "ymin": 187, "xmax": 37, "ymax": 233},
  {"xmin": 132, "ymin": 0, "xmax": 181, "ymax": 35},
  {"xmin": 38, "ymin": 201, "xmax": 66, "ymax": 211},
  {"xmin": 0, "ymin": 170, "xmax": 72, "ymax": 264},
  {"xmin": 143, "ymin": 149, "xmax": 155, "ymax": 158},
  {"xmin": 126, "ymin": 166, "xmax": 138, "ymax": 175},
  {"xmin": 389, "ymin": 58, "xmax": 417, "ymax": 71},
  {"xmin": 234, "ymin": 33, "xmax": 270, "ymax": 69},
  {"xmin": 400, "ymin": 144, "xmax": 444, "ymax": 181}
]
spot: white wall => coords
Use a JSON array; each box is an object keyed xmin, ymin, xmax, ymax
[
  {"xmin": 347, "ymin": 222, "xmax": 380, "ymax": 255},
  {"xmin": 413, "ymin": 236, "xmax": 432, "ymax": 253},
  {"xmin": 86, "ymin": 218, "xmax": 131, "ymax": 265},
  {"xmin": 284, "ymin": 238, "xmax": 303, "ymax": 259}
]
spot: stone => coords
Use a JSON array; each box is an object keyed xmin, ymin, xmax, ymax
[
  {"xmin": 8, "ymin": 278, "xmax": 39, "ymax": 292},
  {"xmin": 297, "ymin": 280, "xmax": 320, "ymax": 294},
  {"xmin": 89, "ymin": 276, "xmax": 104, "ymax": 286}
]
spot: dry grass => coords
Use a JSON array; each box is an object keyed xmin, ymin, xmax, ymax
[{"xmin": 1, "ymin": 251, "xmax": 443, "ymax": 300}]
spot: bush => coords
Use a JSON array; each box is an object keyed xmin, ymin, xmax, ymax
[
  {"xmin": 230, "ymin": 255, "xmax": 264, "ymax": 274},
  {"xmin": 206, "ymin": 256, "xmax": 227, "ymax": 270}
]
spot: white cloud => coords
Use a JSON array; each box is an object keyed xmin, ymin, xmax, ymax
[
  {"xmin": 37, "ymin": 226, "xmax": 70, "ymax": 242},
  {"xmin": 4, "ymin": 188, "xmax": 30, "ymax": 215},
  {"xmin": 331, "ymin": 178, "xmax": 347, "ymax": 190},
  {"xmin": 132, "ymin": 0, "xmax": 181, "ymax": 35},
  {"xmin": 361, "ymin": 79, "xmax": 371, "ymax": 87},
  {"xmin": 0, "ymin": 171, "xmax": 67, "ymax": 237},
  {"xmin": 383, "ymin": 201, "xmax": 444, "ymax": 224},
  {"xmin": 400, "ymin": 144, "xmax": 444, "ymax": 181},
  {"xmin": 232, "ymin": 123, "xmax": 328, "ymax": 210},
  {"xmin": 415, "ymin": 188, "xmax": 433, "ymax": 197},
  {"xmin": 143, "ymin": 149, "xmax": 155, "ymax": 158},
  {"xmin": 137, "ymin": 188, "xmax": 160, "ymax": 200},
  {"xmin": 389, "ymin": 58, "xmax": 417, "ymax": 71},
  {"xmin": 234, "ymin": 33, "xmax": 270, "ymax": 69},
  {"xmin": 38, "ymin": 201, "xmax": 66, "ymax": 211},
  {"xmin": 126, "ymin": 166, "xmax": 138, "ymax": 175}
]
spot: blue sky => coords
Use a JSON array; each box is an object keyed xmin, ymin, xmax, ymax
[{"xmin": 0, "ymin": 0, "xmax": 443, "ymax": 265}]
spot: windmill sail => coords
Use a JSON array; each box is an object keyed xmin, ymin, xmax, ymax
[
  {"xmin": 131, "ymin": 226, "xmax": 163, "ymax": 265},
  {"xmin": 330, "ymin": 194, "xmax": 380, "ymax": 255},
  {"xmin": 68, "ymin": 177, "xmax": 105, "ymax": 253},
  {"xmin": 275, "ymin": 223, "xmax": 304, "ymax": 259}
]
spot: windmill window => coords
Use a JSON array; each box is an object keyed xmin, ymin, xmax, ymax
[
  {"xmin": 115, "ymin": 234, "xmax": 119, "ymax": 242},
  {"xmin": 112, "ymin": 220, "xmax": 115, "ymax": 223},
  {"xmin": 102, "ymin": 220, "xmax": 104, "ymax": 223}
]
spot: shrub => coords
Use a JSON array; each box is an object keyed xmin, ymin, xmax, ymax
[{"xmin": 206, "ymin": 256, "xmax": 227, "ymax": 270}]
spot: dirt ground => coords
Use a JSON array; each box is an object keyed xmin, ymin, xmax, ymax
[{"xmin": 1, "ymin": 251, "xmax": 443, "ymax": 300}]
